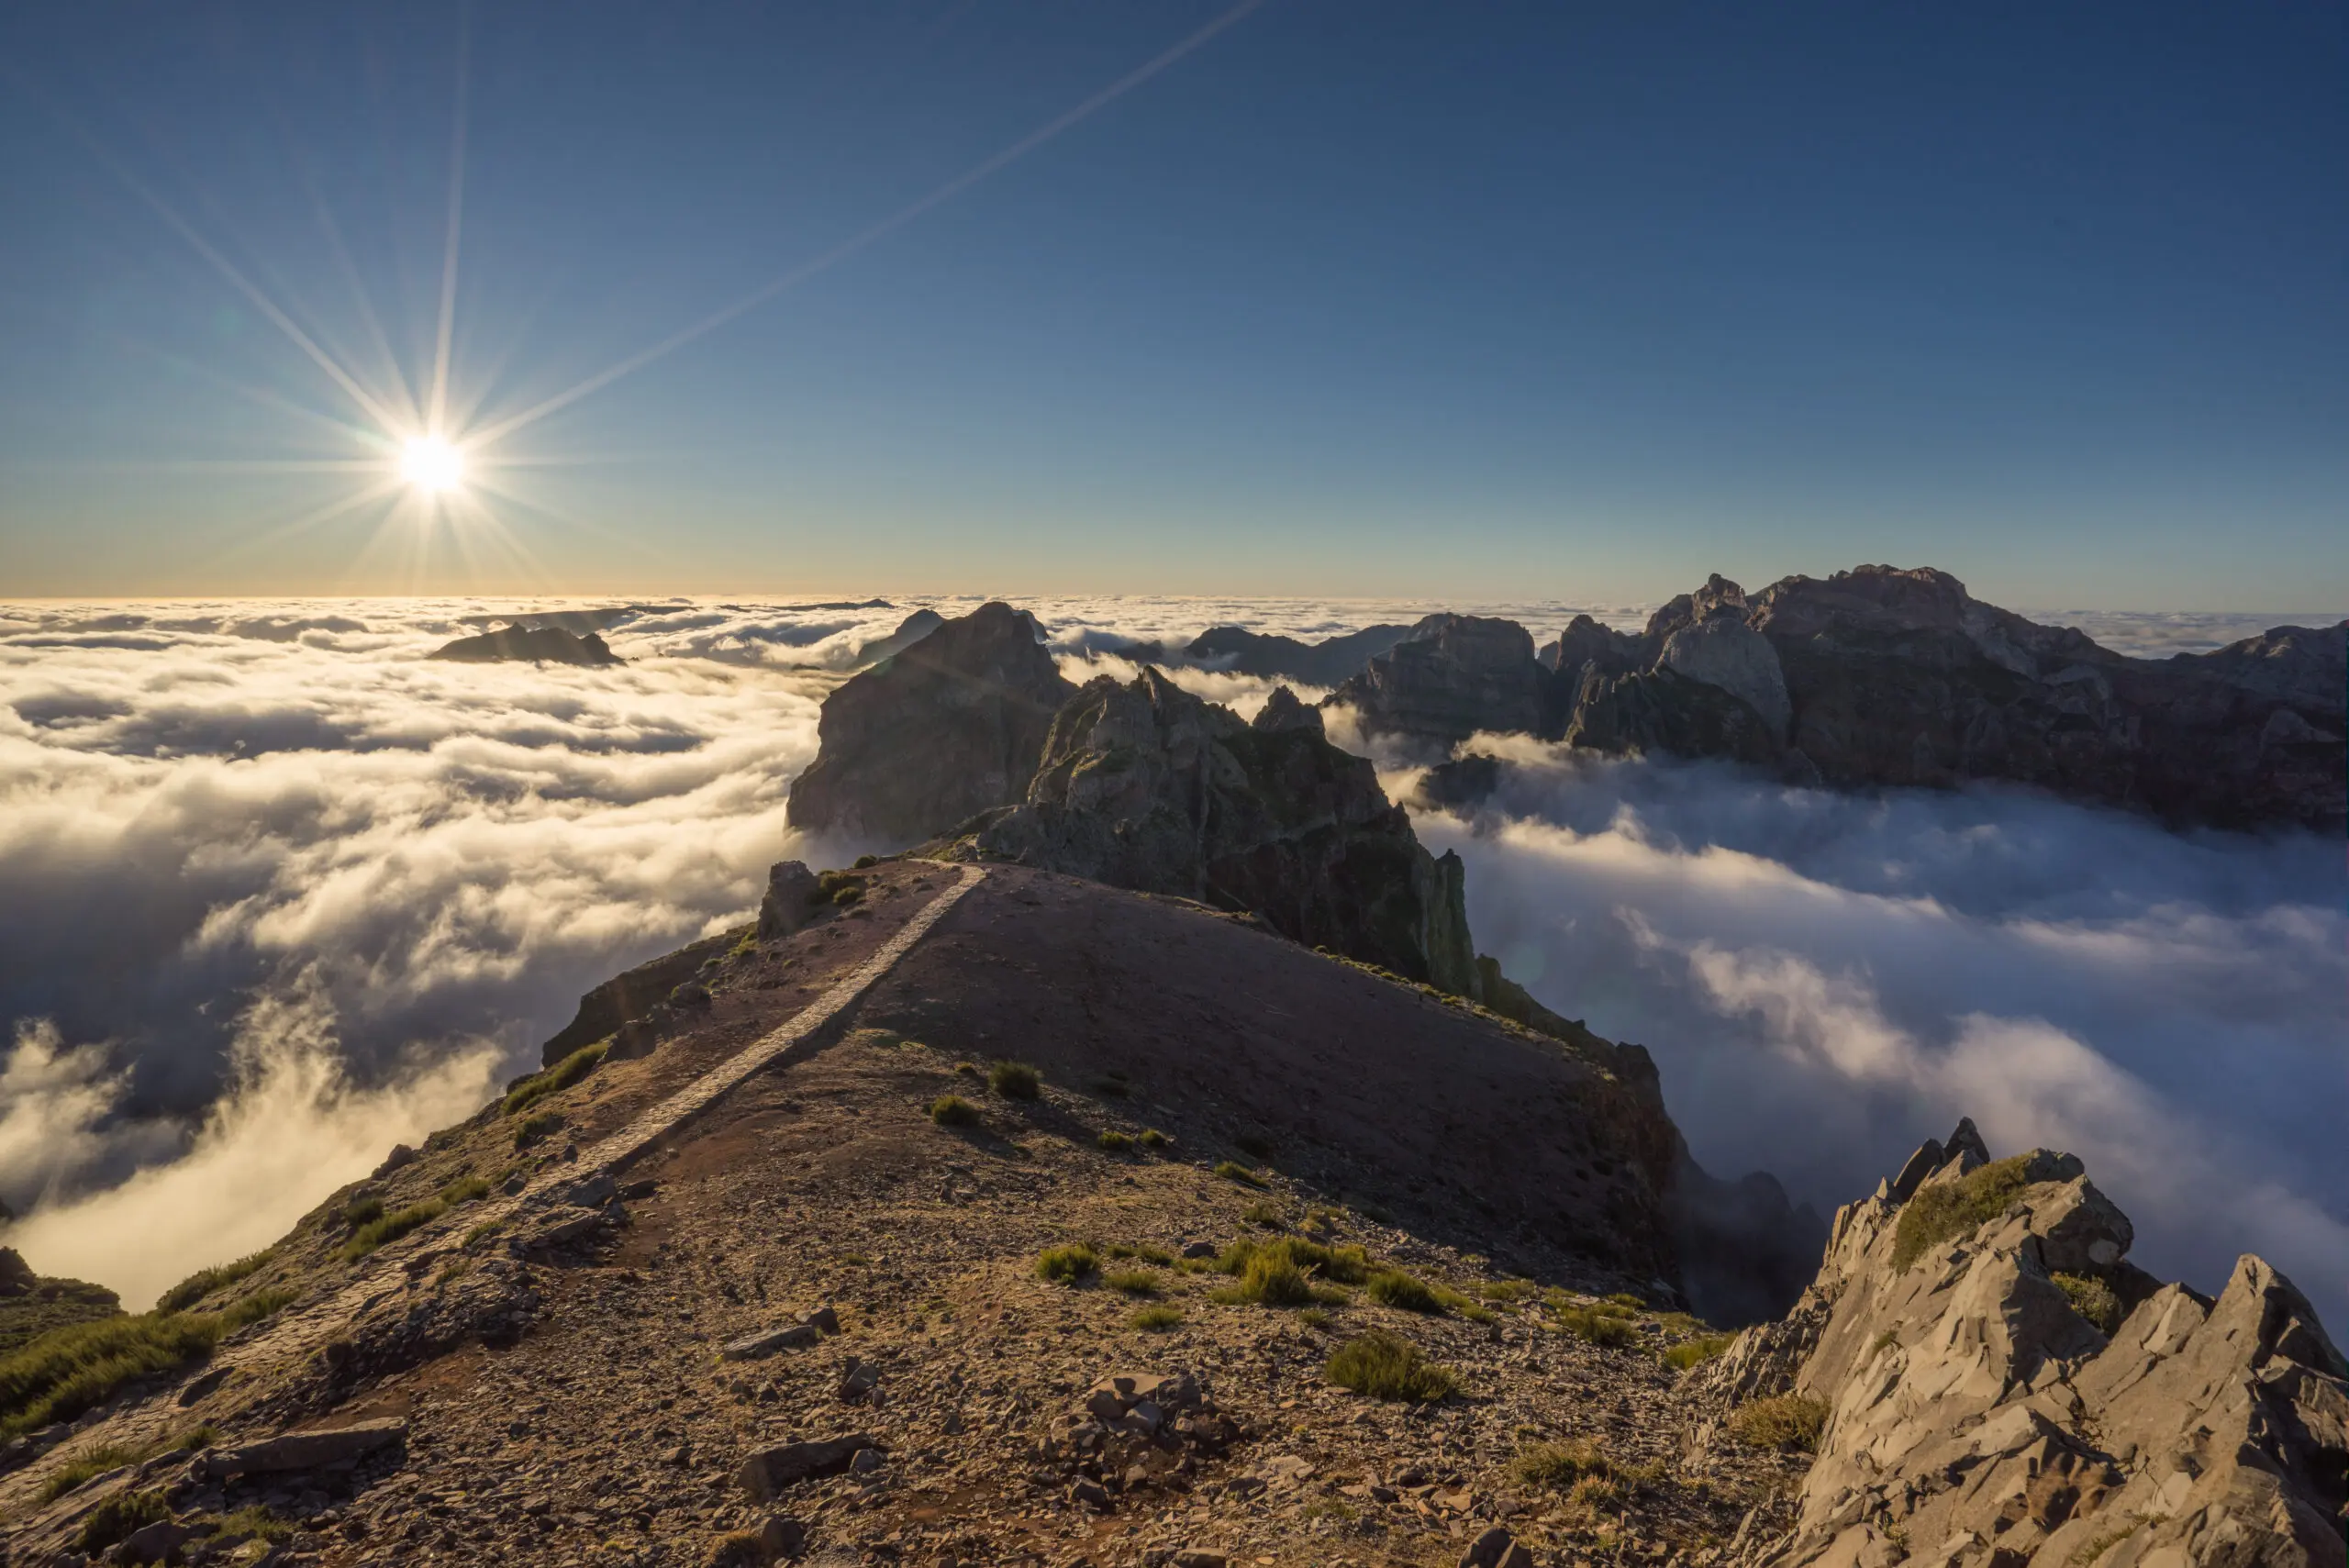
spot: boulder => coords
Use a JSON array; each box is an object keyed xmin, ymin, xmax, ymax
[
  {"xmin": 944, "ymin": 669, "xmax": 1479, "ymax": 993},
  {"xmin": 721, "ymin": 1324, "xmax": 819, "ymax": 1361},
  {"xmin": 786, "ymin": 602, "xmax": 1074, "ymax": 846},
  {"xmin": 738, "ymin": 1435, "xmax": 877, "ymax": 1501},
  {"xmin": 1328, "ymin": 614, "xmax": 1550, "ymax": 750},
  {"xmin": 200, "ymin": 1417, "xmax": 406, "ymax": 1478},
  {"xmin": 1698, "ymin": 1124, "xmax": 2349, "ymax": 1567},
  {"xmin": 1459, "ymin": 1526, "xmax": 1535, "ymax": 1568},
  {"xmin": 755, "ymin": 861, "xmax": 821, "ymax": 940}
]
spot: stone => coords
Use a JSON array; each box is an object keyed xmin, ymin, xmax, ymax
[
  {"xmin": 1171, "ymin": 1551, "xmax": 1230, "ymax": 1568},
  {"xmin": 804, "ymin": 1305, "xmax": 840, "ymax": 1334},
  {"xmin": 120, "ymin": 1520, "xmax": 194, "ymax": 1564},
  {"xmin": 738, "ymin": 1435, "xmax": 877, "ymax": 1501},
  {"xmin": 756, "ymin": 861, "xmax": 820, "ymax": 940},
  {"xmin": 1458, "ymin": 1526, "xmax": 1534, "ymax": 1568},
  {"xmin": 756, "ymin": 1516, "xmax": 807, "ymax": 1558},
  {"xmin": 1071, "ymin": 1477, "xmax": 1113, "ymax": 1511},
  {"xmin": 838, "ymin": 1361, "xmax": 879, "ymax": 1401},
  {"xmin": 370, "ymin": 1144, "xmax": 418, "ymax": 1179},
  {"xmin": 787, "ymin": 601, "xmax": 1074, "ymax": 846},
  {"xmin": 849, "ymin": 1447, "xmax": 884, "ymax": 1475},
  {"xmin": 201, "ymin": 1418, "xmax": 407, "ymax": 1478},
  {"xmin": 721, "ymin": 1324, "xmax": 820, "ymax": 1361}
]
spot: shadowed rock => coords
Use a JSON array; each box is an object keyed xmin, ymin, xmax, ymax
[
  {"xmin": 1329, "ymin": 614, "xmax": 1549, "ymax": 750},
  {"xmin": 1184, "ymin": 623, "xmax": 1413, "ymax": 687},
  {"xmin": 429, "ymin": 626, "xmax": 623, "ymax": 665},
  {"xmin": 787, "ymin": 601, "xmax": 1075, "ymax": 846}
]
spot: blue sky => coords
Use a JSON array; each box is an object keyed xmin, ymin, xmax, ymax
[{"xmin": 1, "ymin": 1, "xmax": 2342, "ymax": 609}]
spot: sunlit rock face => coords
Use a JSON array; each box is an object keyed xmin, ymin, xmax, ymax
[
  {"xmin": 1690, "ymin": 1118, "xmax": 2349, "ymax": 1568},
  {"xmin": 940, "ymin": 670, "xmax": 1480, "ymax": 995},
  {"xmin": 785, "ymin": 601, "xmax": 1074, "ymax": 847}
]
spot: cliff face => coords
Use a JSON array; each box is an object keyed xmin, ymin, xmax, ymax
[
  {"xmin": 1329, "ymin": 614, "xmax": 1551, "ymax": 749},
  {"xmin": 1693, "ymin": 1118, "xmax": 2349, "ymax": 1567},
  {"xmin": 941, "ymin": 672, "xmax": 1480, "ymax": 995},
  {"xmin": 785, "ymin": 601, "xmax": 1075, "ymax": 846}
]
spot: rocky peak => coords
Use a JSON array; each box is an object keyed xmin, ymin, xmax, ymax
[
  {"xmin": 787, "ymin": 601, "xmax": 1075, "ymax": 846},
  {"xmin": 944, "ymin": 669, "xmax": 1480, "ymax": 994},
  {"xmin": 1327, "ymin": 613, "xmax": 1548, "ymax": 749},
  {"xmin": 428, "ymin": 625, "xmax": 623, "ymax": 665},
  {"xmin": 1694, "ymin": 1120, "xmax": 2349, "ymax": 1566}
]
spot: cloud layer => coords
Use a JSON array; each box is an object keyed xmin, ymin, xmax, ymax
[{"xmin": 0, "ymin": 595, "xmax": 2335, "ymax": 1310}]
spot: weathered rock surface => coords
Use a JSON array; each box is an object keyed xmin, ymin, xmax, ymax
[
  {"xmin": 538, "ymin": 926, "xmax": 740, "ymax": 1065},
  {"xmin": 1330, "ymin": 614, "xmax": 1551, "ymax": 750},
  {"xmin": 198, "ymin": 1417, "xmax": 407, "ymax": 1479},
  {"xmin": 1696, "ymin": 1120, "xmax": 2349, "ymax": 1567},
  {"xmin": 1184, "ymin": 622, "xmax": 1413, "ymax": 687},
  {"xmin": 787, "ymin": 601, "xmax": 1074, "ymax": 846},
  {"xmin": 428, "ymin": 625, "xmax": 623, "ymax": 665},
  {"xmin": 940, "ymin": 669, "xmax": 1480, "ymax": 992}
]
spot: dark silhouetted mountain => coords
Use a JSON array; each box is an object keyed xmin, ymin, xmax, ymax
[{"xmin": 429, "ymin": 626, "xmax": 624, "ymax": 665}]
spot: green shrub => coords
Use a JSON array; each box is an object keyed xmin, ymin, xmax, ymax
[
  {"xmin": 1228, "ymin": 1252, "xmax": 1312, "ymax": 1307},
  {"xmin": 1241, "ymin": 1201, "xmax": 1286, "ymax": 1229},
  {"xmin": 342, "ymin": 1195, "xmax": 385, "ymax": 1229},
  {"xmin": 1212, "ymin": 1161, "xmax": 1264, "ymax": 1188},
  {"xmin": 1323, "ymin": 1330, "xmax": 1457, "ymax": 1402},
  {"xmin": 0, "ymin": 1313, "xmax": 227, "ymax": 1437},
  {"xmin": 1728, "ymin": 1394, "xmax": 1830, "ymax": 1452},
  {"xmin": 1366, "ymin": 1270, "xmax": 1442, "ymax": 1314},
  {"xmin": 1480, "ymin": 1278, "xmax": 1537, "ymax": 1303},
  {"xmin": 1602, "ymin": 1291, "xmax": 1645, "ymax": 1308},
  {"xmin": 1297, "ymin": 1307, "xmax": 1333, "ymax": 1331},
  {"xmin": 1130, "ymin": 1305, "xmax": 1182, "ymax": 1331},
  {"xmin": 77, "ymin": 1489, "xmax": 170, "ymax": 1552},
  {"xmin": 1555, "ymin": 1306, "xmax": 1635, "ymax": 1347},
  {"xmin": 1214, "ymin": 1238, "xmax": 1370, "ymax": 1285},
  {"xmin": 1138, "ymin": 1129, "xmax": 1169, "ymax": 1150},
  {"xmin": 512, "ymin": 1111, "xmax": 563, "ymax": 1151},
  {"xmin": 1103, "ymin": 1271, "xmax": 1161, "ymax": 1296},
  {"xmin": 439, "ymin": 1174, "xmax": 494, "ymax": 1204},
  {"xmin": 831, "ymin": 884, "xmax": 863, "ymax": 906},
  {"xmin": 2054, "ymin": 1272, "xmax": 2123, "ymax": 1334},
  {"xmin": 1664, "ymin": 1333, "xmax": 1734, "ymax": 1370},
  {"xmin": 155, "ymin": 1250, "xmax": 275, "ymax": 1314},
  {"xmin": 340, "ymin": 1200, "xmax": 449, "ymax": 1262},
  {"xmin": 504, "ymin": 1041, "xmax": 609, "ymax": 1117},
  {"xmin": 1891, "ymin": 1155, "xmax": 2034, "ymax": 1271},
  {"xmin": 1097, "ymin": 1129, "xmax": 1134, "ymax": 1152},
  {"xmin": 987, "ymin": 1061, "xmax": 1040, "ymax": 1099},
  {"xmin": 1512, "ymin": 1438, "xmax": 1609, "ymax": 1490},
  {"xmin": 213, "ymin": 1287, "xmax": 296, "ymax": 1332},
  {"xmin": 1035, "ymin": 1243, "xmax": 1099, "ymax": 1284},
  {"xmin": 853, "ymin": 854, "xmax": 880, "ymax": 869},
  {"xmin": 34, "ymin": 1441, "xmax": 146, "ymax": 1503},
  {"xmin": 930, "ymin": 1095, "xmax": 980, "ymax": 1128},
  {"xmin": 954, "ymin": 1062, "xmax": 982, "ymax": 1077},
  {"xmin": 1104, "ymin": 1242, "xmax": 1175, "ymax": 1266}
]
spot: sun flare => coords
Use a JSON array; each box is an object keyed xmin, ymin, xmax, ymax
[{"xmin": 400, "ymin": 434, "xmax": 465, "ymax": 494}]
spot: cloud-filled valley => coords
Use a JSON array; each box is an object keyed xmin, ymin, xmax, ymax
[{"xmin": 0, "ymin": 595, "xmax": 2339, "ymax": 1316}]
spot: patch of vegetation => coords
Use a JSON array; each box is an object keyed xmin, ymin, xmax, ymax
[
  {"xmin": 503, "ymin": 1040, "xmax": 609, "ymax": 1117},
  {"xmin": 1220, "ymin": 1251, "xmax": 1313, "ymax": 1307},
  {"xmin": 1512, "ymin": 1438, "xmax": 1609, "ymax": 1490},
  {"xmin": 340, "ymin": 1199, "xmax": 449, "ymax": 1262},
  {"xmin": 1365, "ymin": 1270, "xmax": 1442, "ymax": 1314},
  {"xmin": 1554, "ymin": 1305, "xmax": 1636, "ymax": 1347},
  {"xmin": 2054, "ymin": 1271, "xmax": 2123, "ymax": 1334},
  {"xmin": 342, "ymin": 1195, "xmax": 386, "ymax": 1229},
  {"xmin": 1212, "ymin": 1161, "xmax": 1264, "ymax": 1188},
  {"xmin": 1137, "ymin": 1129, "xmax": 1170, "ymax": 1150},
  {"xmin": 216, "ymin": 1505, "xmax": 290, "ymax": 1541},
  {"xmin": 853, "ymin": 854, "xmax": 880, "ymax": 869},
  {"xmin": 0, "ymin": 1312, "xmax": 230, "ymax": 1437},
  {"xmin": 1213, "ymin": 1237, "xmax": 1371, "ymax": 1285},
  {"xmin": 988, "ymin": 1061, "xmax": 1041, "ymax": 1099},
  {"xmin": 954, "ymin": 1062, "xmax": 982, "ymax": 1078},
  {"xmin": 1241, "ymin": 1201, "xmax": 1286, "ymax": 1229},
  {"xmin": 439, "ymin": 1174, "xmax": 495, "ymax": 1205},
  {"xmin": 1480, "ymin": 1278, "xmax": 1537, "ymax": 1303},
  {"xmin": 1431, "ymin": 1284, "xmax": 1496, "ymax": 1323},
  {"xmin": 77, "ymin": 1488, "xmax": 170, "ymax": 1552},
  {"xmin": 1728, "ymin": 1393, "xmax": 1830, "ymax": 1452},
  {"xmin": 1103, "ymin": 1242, "xmax": 1174, "ymax": 1266},
  {"xmin": 1034, "ymin": 1243, "xmax": 1100, "ymax": 1285},
  {"xmin": 1323, "ymin": 1330, "xmax": 1458, "ymax": 1402},
  {"xmin": 707, "ymin": 1529, "xmax": 770, "ymax": 1567},
  {"xmin": 1130, "ymin": 1305, "xmax": 1183, "ymax": 1331},
  {"xmin": 156, "ymin": 1250, "xmax": 275, "ymax": 1314},
  {"xmin": 1103, "ymin": 1271, "xmax": 1161, "ymax": 1296},
  {"xmin": 930, "ymin": 1095, "xmax": 981, "ymax": 1128},
  {"xmin": 463, "ymin": 1221, "xmax": 502, "ymax": 1249},
  {"xmin": 1664, "ymin": 1333, "xmax": 1734, "ymax": 1370},
  {"xmin": 1871, "ymin": 1329, "xmax": 1902, "ymax": 1359},
  {"xmin": 1603, "ymin": 1291, "xmax": 1644, "ymax": 1308},
  {"xmin": 511, "ymin": 1110, "xmax": 563, "ymax": 1151},
  {"xmin": 1297, "ymin": 1307, "xmax": 1334, "ymax": 1332},
  {"xmin": 1096, "ymin": 1129, "xmax": 1134, "ymax": 1152},
  {"xmin": 213, "ymin": 1287, "xmax": 295, "ymax": 1332},
  {"xmin": 1890, "ymin": 1155, "xmax": 2035, "ymax": 1271},
  {"xmin": 35, "ymin": 1440, "xmax": 147, "ymax": 1503}
]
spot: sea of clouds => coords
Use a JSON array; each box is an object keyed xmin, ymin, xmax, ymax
[{"xmin": 1, "ymin": 593, "xmax": 2339, "ymax": 1317}]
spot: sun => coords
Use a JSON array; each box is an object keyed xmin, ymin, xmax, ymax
[{"xmin": 400, "ymin": 434, "xmax": 465, "ymax": 494}]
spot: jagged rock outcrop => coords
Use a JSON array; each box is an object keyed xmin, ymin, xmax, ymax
[
  {"xmin": 1695, "ymin": 1118, "xmax": 2349, "ymax": 1567},
  {"xmin": 429, "ymin": 625, "xmax": 623, "ymax": 665},
  {"xmin": 1329, "ymin": 614, "xmax": 1551, "ymax": 749},
  {"xmin": 1563, "ymin": 662, "xmax": 1788, "ymax": 768},
  {"xmin": 937, "ymin": 671, "xmax": 1480, "ymax": 993},
  {"xmin": 538, "ymin": 928, "xmax": 740, "ymax": 1065},
  {"xmin": 1184, "ymin": 623, "xmax": 1413, "ymax": 687},
  {"xmin": 844, "ymin": 608, "xmax": 944, "ymax": 668},
  {"xmin": 787, "ymin": 601, "xmax": 1075, "ymax": 846}
]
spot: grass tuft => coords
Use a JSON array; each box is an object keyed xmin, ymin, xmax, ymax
[
  {"xmin": 155, "ymin": 1250, "xmax": 275, "ymax": 1314},
  {"xmin": 339, "ymin": 1200, "xmax": 449, "ymax": 1262},
  {"xmin": 1103, "ymin": 1271, "xmax": 1161, "ymax": 1297},
  {"xmin": 1034, "ymin": 1243, "xmax": 1099, "ymax": 1285},
  {"xmin": 1097, "ymin": 1129, "xmax": 1134, "ymax": 1152},
  {"xmin": 1212, "ymin": 1161, "xmax": 1264, "ymax": 1188},
  {"xmin": 1890, "ymin": 1155, "xmax": 2034, "ymax": 1271},
  {"xmin": 76, "ymin": 1489, "xmax": 170, "ymax": 1552},
  {"xmin": 1323, "ymin": 1330, "xmax": 1457, "ymax": 1402},
  {"xmin": 1365, "ymin": 1270, "xmax": 1442, "ymax": 1314},
  {"xmin": 2054, "ymin": 1271, "xmax": 2123, "ymax": 1334},
  {"xmin": 1130, "ymin": 1304, "xmax": 1182, "ymax": 1332},
  {"xmin": 988, "ymin": 1061, "xmax": 1041, "ymax": 1099},
  {"xmin": 511, "ymin": 1110, "xmax": 563, "ymax": 1151},
  {"xmin": 1664, "ymin": 1333, "xmax": 1734, "ymax": 1370},
  {"xmin": 1728, "ymin": 1393, "xmax": 1830, "ymax": 1452},
  {"xmin": 439, "ymin": 1174, "xmax": 494, "ymax": 1205},
  {"xmin": 929, "ymin": 1095, "xmax": 980, "ymax": 1128},
  {"xmin": 1138, "ymin": 1129, "xmax": 1170, "ymax": 1150},
  {"xmin": 504, "ymin": 1041, "xmax": 609, "ymax": 1117},
  {"xmin": 0, "ymin": 1313, "xmax": 229, "ymax": 1437},
  {"xmin": 1512, "ymin": 1438, "xmax": 1609, "ymax": 1490}
]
